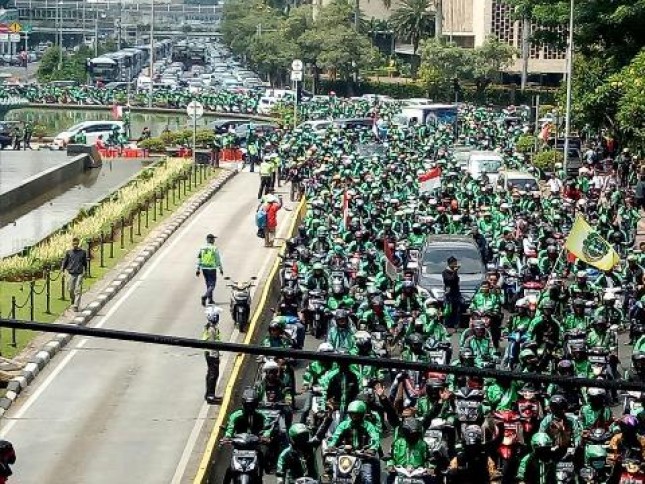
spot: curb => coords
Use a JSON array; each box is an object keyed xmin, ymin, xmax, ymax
[{"xmin": 0, "ymin": 167, "xmax": 238, "ymax": 417}]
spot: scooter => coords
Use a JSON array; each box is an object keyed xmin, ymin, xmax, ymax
[
  {"xmin": 307, "ymin": 289, "xmax": 328, "ymax": 339},
  {"xmin": 390, "ymin": 466, "xmax": 432, "ymax": 484},
  {"xmin": 221, "ymin": 433, "xmax": 263, "ymax": 484},
  {"xmin": 225, "ymin": 276, "xmax": 257, "ymax": 333},
  {"xmin": 324, "ymin": 447, "xmax": 372, "ymax": 484},
  {"xmin": 492, "ymin": 410, "xmax": 524, "ymax": 484}
]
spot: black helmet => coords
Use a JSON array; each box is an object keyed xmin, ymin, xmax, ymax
[
  {"xmin": 464, "ymin": 425, "xmax": 483, "ymax": 446},
  {"xmin": 573, "ymin": 298, "xmax": 585, "ymax": 309},
  {"xmin": 401, "ymin": 417, "xmax": 422, "ymax": 442},
  {"xmin": 407, "ymin": 332, "xmax": 424, "ymax": 351},
  {"xmin": 549, "ymin": 394, "xmax": 568, "ymax": 414},
  {"xmin": 542, "ymin": 300, "xmax": 556, "ymax": 311},
  {"xmin": 335, "ymin": 309, "xmax": 349, "ymax": 322},
  {"xmin": 242, "ymin": 388, "xmax": 258, "ymax": 410},
  {"xmin": 557, "ymin": 359, "xmax": 574, "ymax": 375}
]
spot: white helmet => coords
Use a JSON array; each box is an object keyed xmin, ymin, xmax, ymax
[
  {"xmin": 603, "ymin": 292, "xmax": 616, "ymax": 303},
  {"xmin": 205, "ymin": 306, "xmax": 222, "ymax": 324},
  {"xmin": 263, "ymin": 360, "xmax": 280, "ymax": 373},
  {"xmin": 317, "ymin": 342, "xmax": 334, "ymax": 353}
]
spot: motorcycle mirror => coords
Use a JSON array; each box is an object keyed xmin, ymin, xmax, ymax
[
  {"xmin": 224, "ymin": 276, "xmax": 231, "ymax": 280},
  {"xmin": 251, "ymin": 276, "xmax": 258, "ymax": 280}
]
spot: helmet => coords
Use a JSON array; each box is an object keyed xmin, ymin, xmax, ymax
[
  {"xmin": 401, "ymin": 418, "xmax": 423, "ymax": 441},
  {"xmin": 515, "ymin": 298, "xmax": 528, "ymax": 309},
  {"xmin": 407, "ymin": 332, "xmax": 424, "ymax": 349},
  {"xmin": 205, "ymin": 306, "xmax": 222, "ymax": 324},
  {"xmin": 355, "ymin": 331, "xmax": 372, "ymax": 353},
  {"xmin": 347, "ymin": 400, "xmax": 367, "ymax": 416},
  {"xmin": 531, "ymin": 432, "xmax": 553, "ymax": 449},
  {"xmin": 557, "ymin": 359, "xmax": 573, "ymax": 374},
  {"xmin": 632, "ymin": 352, "xmax": 645, "ymax": 369},
  {"xmin": 269, "ymin": 319, "xmax": 283, "ymax": 332},
  {"xmin": 263, "ymin": 360, "xmax": 280, "ymax": 374},
  {"xmin": 520, "ymin": 349, "xmax": 536, "ymax": 361},
  {"xmin": 587, "ymin": 387, "xmax": 606, "ymax": 401},
  {"xmin": 603, "ymin": 292, "xmax": 616, "ymax": 303},
  {"xmin": 463, "ymin": 425, "xmax": 483, "ymax": 446},
  {"xmin": 549, "ymin": 394, "xmax": 568, "ymax": 413},
  {"xmin": 242, "ymin": 387, "xmax": 259, "ymax": 411},
  {"xmin": 620, "ymin": 415, "xmax": 639, "ymax": 432},
  {"xmin": 288, "ymin": 423, "xmax": 310, "ymax": 447},
  {"xmin": 573, "ymin": 298, "xmax": 585, "ymax": 308},
  {"xmin": 460, "ymin": 347, "xmax": 475, "ymax": 363},
  {"xmin": 313, "ymin": 262, "xmax": 324, "ymax": 271},
  {"xmin": 317, "ymin": 342, "xmax": 334, "ymax": 353}
]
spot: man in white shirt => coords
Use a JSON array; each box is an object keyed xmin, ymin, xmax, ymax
[{"xmin": 547, "ymin": 172, "xmax": 563, "ymax": 196}]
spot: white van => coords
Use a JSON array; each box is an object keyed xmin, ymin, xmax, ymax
[
  {"xmin": 467, "ymin": 151, "xmax": 504, "ymax": 185},
  {"xmin": 257, "ymin": 96, "xmax": 279, "ymax": 115},
  {"xmin": 51, "ymin": 120, "xmax": 124, "ymax": 149}
]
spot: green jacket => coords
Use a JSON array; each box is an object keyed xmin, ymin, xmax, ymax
[
  {"xmin": 579, "ymin": 404, "xmax": 612, "ymax": 430},
  {"xmin": 196, "ymin": 244, "xmax": 223, "ymax": 271},
  {"xmin": 276, "ymin": 445, "xmax": 319, "ymax": 481},
  {"xmin": 470, "ymin": 292, "xmax": 502, "ymax": 312},
  {"xmin": 562, "ymin": 314, "xmax": 588, "ymax": 332},
  {"xmin": 387, "ymin": 436, "xmax": 432, "ymax": 468},
  {"xmin": 224, "ymin": 409, "xmax": 271, "ymax": 438},
  {"xmin": 327, "ymin": 326, "xmax": 356, "ymax": 353},
  {"xmin": 303, "ymin": 360, "xmax": 330, "ymax": 387},
  {"xmin": 517, "ymin": 453, "xmax": 556, "ymax": 484},
  {"xmin": 327, "ymin": 419, "xmax": 381, "ymax": 451}
]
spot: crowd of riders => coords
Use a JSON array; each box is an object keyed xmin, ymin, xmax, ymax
[{"xmin": 218, "ymin": 101, "xmax": 645, "ymax": 484}]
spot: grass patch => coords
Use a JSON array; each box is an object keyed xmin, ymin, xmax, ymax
[{"xmin": 0, "ymin": 166, "xmax": 222, "ymax": 359}]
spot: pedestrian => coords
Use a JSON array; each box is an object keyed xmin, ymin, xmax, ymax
[
  {"xmin": 263, "ymin": 194, "xmax": 283, "ymax": 247},
  {"xmin": 258, "ymin": 156, "xmax": 273, "ymax": 200},
  {"xmin": 636, "ymin": 174, "xmax": 645, "ymax": 211},
  {"xmin": 203, "ymin": 306, "xmax": 222, "ymax": 404},
  {"xmin": 22, "ymin": 121, "xmax": 32, "ymax": 150},
  {"xmin": 442, "ymin": 256, "xmax": 462, "ymax": 331},
  {"xmin": 61, "ymin": 237, "xmax": 88, "ymax": 312},
  {"xmin": 546, "ymin": 172, "xmax": 563, "ymax": 197},
  {"xmin": 0, "ymin": 439, "xmax": 15, "ymax": 484},
  {"xmin": 11, "ymin": 125, "xmax": 20, "ymax": 150},
  {"xmin": 196, "ymin": 234, "xmax": 224, "ymax": 307}
]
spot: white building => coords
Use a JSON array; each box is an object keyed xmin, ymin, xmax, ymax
[{"xmin": 358, "ymin": 0, "xmax": 566, "ymax": 75}]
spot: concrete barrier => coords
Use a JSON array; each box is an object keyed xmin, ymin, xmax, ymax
[{"xmin": 0, "ymin": 154, "xmax": 90, "ymax": 213}]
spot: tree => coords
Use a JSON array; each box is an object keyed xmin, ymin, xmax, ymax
[
  {"xmin": 472, "ymin": 37, "xmax": 517, "ymax": 93},
  {"xmin": 317, "ymin": 25, "xmax": 381, "ymax": 81},
  {"xmin": 389, "ymin": 0, "xmax": 434, "ymax": 56},
  {"xmin": 418, "ymin": 39, "xmax": 473, "ymax": 98},
  {"xmin": 614, "ymin": 50, "xmax": 645, "ymax": 148}
]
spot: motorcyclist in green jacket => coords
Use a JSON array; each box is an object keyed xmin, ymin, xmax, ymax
[
  {"xmin": 462, "ymin": 320, "xmax": 497, "ymax": 367},
  {"xmin": 580, "ymin": 387, "xmax": 612, "ymax": 431},
  {"xmin": 277, "ymin": 424, "xmax": 321, "ymax": 484},
  {"xmin": 408, "ymin": 308, "xmax": 449, "ymax": 341},
  {"xmin": 562, "ymin": 298, "xmax": 588, "ymax": 332},
  {"xmin": 326, "ymin": 400, "xmax": 382, "ymax": 484},
  {"xmin": 386, "ymin": 418, "xmax": 435, "ymax": 483},
  {"xmin": 470, "ymin": 281, "xmax": 503, "ymax": 314},
  {"xmin": 326, "ymin": 309, "xmax": 356, "ymax": 353},
  {"xmin": 516, "ymin": 432, "xmax": 558, "ymax": 484}
]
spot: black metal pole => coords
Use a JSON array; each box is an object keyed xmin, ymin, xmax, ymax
[
  {"xmin": 29, "ymin": 281, "xmax": 35, "ymax": 321},
  {"xmin": 86, "ymin": 240, "xmax": 92, "ymax": 278},
  {"xmin": 120, "ymin": 216, "xmax": 125, "ymax": 249},
  {"xmin": 45, "ymin": 270, "xmax": 51, "ymax": 314},
  {"xmin": 110, "ymin": 223, "xmax": 115, "ymax": 258},
  {"xmin": 100, "ymin": 232, "xmax": 105, "ymax": 268}
]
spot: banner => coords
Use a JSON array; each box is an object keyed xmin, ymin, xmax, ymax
[{"xmin": 564, "ymin": 215, "xmax": 620, "ymax": 271}]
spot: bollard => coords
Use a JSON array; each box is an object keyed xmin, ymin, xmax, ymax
[
  {"xmin": 172, "ymin": 182, "xmax": 176, "ymax": 205},
  {"xmin": 137, "ymin": 208, "xmax": 142, "ymax": 236},
  {"xmin": 86, "ymin": 240, "xmax": 92, "ymax": 278},
  {"xmin": 45, "ymin": 270, "xmax": 51, "ymax": 314},
  {"xmin": 29, "ymin": 281, "xmax": 35, "ymax": 321},
  {"xmin": 165, "ymin": 187, "xmax": 169, "ymax": 210},
  {"xmin": 100, "ymin": 232, "xmax": 105, "ymax": 268},
  {"xmin": 10, "ymin": 297, "xmax": 16, "ymax": 347},
  {"xmin": 145, "ymin": 204, "xmax": 150, "ymax": 228},
  {"xmin": 61, "ymin": 272, "xmax": 66, "ymax": 300},
  {"xmin": 129, "ymin": 218, "xmax": 134, "ymax": 244},
  {"xmin": 110, "ymin": 223, "xmax": 115, "ymax": 258},
  {"xmin": 120, "ymin": 217, "xmax": 125, "ymax": 249},
  {"xmin": 152, "ymin": 197, "xmax": 157, "ymax": 222},
  {"xmin": 159, "ymin": 190, "xmax": 164, "ymax": 216}
]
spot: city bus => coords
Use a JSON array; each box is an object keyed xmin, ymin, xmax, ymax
[{"xmin": 393, "ymin": 103, "xmax": 459, "ymax": 127}]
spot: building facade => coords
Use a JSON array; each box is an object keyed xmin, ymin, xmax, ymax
[{"xmin": 359, "ymin": 0, "xmax": 566, "ymax": 75}]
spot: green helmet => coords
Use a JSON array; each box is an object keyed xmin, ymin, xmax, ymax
[
  {"xmin": 289, "ymin": 423, "xmax": 310, "ymax": 441},
  {"xmin": 585, "ymin": 444, "xmax": 607, "ymax": 460},
  {"xmin": 313, "ymin": 262, "xmax": 324, "ymax": 270},
  {"xmin": 347, "ymin": 400, "xmax": 367, "ymax": 415},
  {"xmin": 531, "ymin": 432, "xmax": 553, "ymax": 449}
]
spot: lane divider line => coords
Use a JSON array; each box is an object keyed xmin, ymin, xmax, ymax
[{"xmin": 192, "ymin": 197, "xmax": 306, "ymax": 484}]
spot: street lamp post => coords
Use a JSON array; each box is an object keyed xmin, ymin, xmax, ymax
[
  {"xmin": 148, "ymin": 0, "xmax": 154, "ymax": 108},
  {"xmin": 563, "ymin": 0, "xmax": 574, "ymax": 174},
  {"xmin": 57, "ymin": 1, "xmax": 63, "ymax": 71}
]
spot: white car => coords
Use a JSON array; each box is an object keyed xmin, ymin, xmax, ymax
[
  {"xmin": 467, "ymin": 151, "xmax": 504, "ymax": 186},
  {"xmin": 51, "ymin": 121, "xmax": 124, "ymax": 150}
]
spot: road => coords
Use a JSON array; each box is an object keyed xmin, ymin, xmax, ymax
[
  {"xmin": 0, "ymin": 169, "xmax": 296, "ymax": 484},
  {"xmin": 0, "ymin": 62, "xmax": 39, "ymax": 81}
]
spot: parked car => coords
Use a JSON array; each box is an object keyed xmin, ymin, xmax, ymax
[{"xmin": 51, "ymin": 120, "xmax": 124, "ymax": 149}]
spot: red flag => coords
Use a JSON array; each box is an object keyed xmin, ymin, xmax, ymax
[
  {"xmin": 418, "ymin": 166, "xmax": 441, "ymax": 192},
  {"xmin": 566, "ymin": 250, "xmax": 577, "ymax": 264}
]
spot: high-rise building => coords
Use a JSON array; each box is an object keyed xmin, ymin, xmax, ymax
[{"xmin": 358, "ymin": 0, "xmax": 566, "ymax": 75}]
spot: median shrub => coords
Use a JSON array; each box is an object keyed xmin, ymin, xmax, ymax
[
  {"xmin": 532, "ymin": 149, "xmax": 564, "ymax": 172},
  {"xmin": 138, "ymin": 137, "xmax": 166, "ymax": 153}
]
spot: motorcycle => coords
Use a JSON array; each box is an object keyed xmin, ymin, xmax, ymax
[
  {"xmin": 618, "ymin": 459, "xmax": 645, "ymax": 484},
  {"xmin": 221, "ymin": 433, "xmax": 263, "ymax": 484},
  {"xmin": 556, "ymin": 453, "xmax": 576, "ymax": 484},
  {"xmin": 563, "ymin": 328, "xmax": 587, "ymax": 359},
  {"xmin": 324, "ymin": 447, "xmax": 372, "ymax": 484},
  {"xmin": 516, "ymin": 387, "xmax": 542, "ymax": 441},
  {"xmin": 423, "ymin": 338, "xmax": 452, "ymax": 366},
  {"xmin": 501, "ymin": 270, "xmax": 520, "ymax": 310},
  {"xmin": 225, "ymin": 277, "xmax": 257, "ymax": 333},
  {"xmin": 390, "ymin": 466, "xmax": 433, "ymax": 484},
  {"xmin": 521, "ymin": 280, "xmax": 544, "ymax": 304},
  {"xmin": 588, "ymin": 346, "xmax": 611, "ymax": 378},
  {"xmin": 622, "ymin": 390, "xmax": 645, "ymax": 417},
  {"xmin": 492, "ymin": 410, "xmax": 524, "ymax": 484},
  {"xmin": 307, "ymin": 289, "xmax": 328, "ymax": 339},
  {"xmin": 305, "ymin": 384, "xmax": 326, "ymax": 430},
  {"xmin": 454, "ymin": 387, "xmax": 485, "ymax": 439}
]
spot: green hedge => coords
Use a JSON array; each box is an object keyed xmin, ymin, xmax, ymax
[{"xmin": 316, "ymin": 80, "xmax": 558, "ymax": 106}]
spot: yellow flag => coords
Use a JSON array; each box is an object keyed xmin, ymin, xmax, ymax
[{"xmin": 564, "ymin": 215, "xmax": 620, "ymax": 271}]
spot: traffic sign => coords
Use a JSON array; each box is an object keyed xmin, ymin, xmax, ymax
[
  {"xmin": 186, "ymin": 101, "xmax": 204, "ymax": 119},
  {"xmin": 9, "ymin": 23, "xmax": 21, "ymax": 33},
  {"xmin": 10, "ymin": 33, "xmax": 20, "ymax": 42},
  {"xmin": 0, "ymin": 33, "xmax": 9, "ymax": 42},
  {"xmin": 290, "ymin": 70, "xmax": 303, "ymax": 82},
  {"xmin": 0, "ymin": 25, "xmax": 8, "ymax": 34},
  {"xmin": 291, "ymin": 59, "xmax": 303, "ymax": 72},
  {"xmin": 23, "ymin": 24, "xmax": 32, "ymax": 34}
]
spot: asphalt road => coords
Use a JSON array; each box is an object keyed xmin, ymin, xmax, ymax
[{"xmin": 0, "ymin": 169, "xmax": 296, "ymax": 484}]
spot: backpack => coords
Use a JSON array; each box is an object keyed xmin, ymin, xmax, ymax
[{"xmin": 256, "ymin": 207, "xmax": 267, "ymax": 229}]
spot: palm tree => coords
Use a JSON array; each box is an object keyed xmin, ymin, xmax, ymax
[{"xmin": 390, "ymin": 0, "xmax": 435, "ymax": 55}]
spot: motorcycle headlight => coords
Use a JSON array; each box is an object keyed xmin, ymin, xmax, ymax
[
  {"xmin": 232, "ymin": 457, "xmax": 254, "ymax": 472},
  {"xmin": 338, "ymin": 456, "xmax": 355, "ymax": 474}
]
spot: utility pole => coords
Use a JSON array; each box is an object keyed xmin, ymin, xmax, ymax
[
  {"xmin": 57, "ymin": 0, "xmax": 62, "ymax": 71},
  {"xmin": 94, "ymin": 13, "xmax": 99, "ymax": 57},
  {"xmin": 563, "ymin": 0, "xmax": 575, "ymax": 174},
  {"xmin": 148, "ymin": 0, "xmax": 154, "ymax": 108}
]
